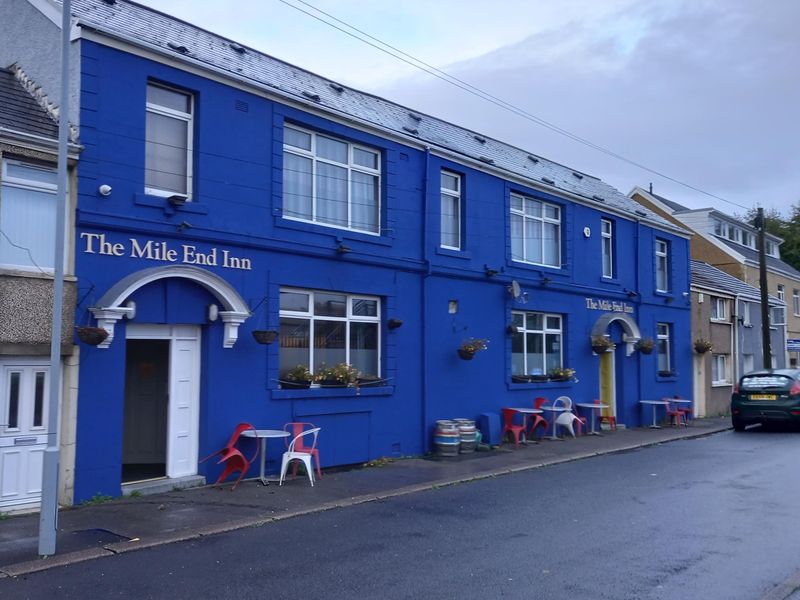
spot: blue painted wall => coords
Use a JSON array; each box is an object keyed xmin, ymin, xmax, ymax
[{"xmin": 72, "ymin": 40, "xmax": 692, "ymax": 502}]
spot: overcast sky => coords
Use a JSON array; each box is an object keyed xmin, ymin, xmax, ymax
[{"xmin": 139, "ymin": 0, "xmax": 800, "ymax": 218}]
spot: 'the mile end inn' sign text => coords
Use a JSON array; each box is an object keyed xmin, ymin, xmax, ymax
[
  {"xmin": 80, "ymin": 233, "xmax": 253, "ymax": 271},
  {"xmin": 585, "ymin": 297, "xmax": 634, "ymax": 314}
]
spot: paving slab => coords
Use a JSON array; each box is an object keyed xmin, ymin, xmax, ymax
[{"xmin": 0, "ymin": 417, "xmax": 730, "ymax": 576}]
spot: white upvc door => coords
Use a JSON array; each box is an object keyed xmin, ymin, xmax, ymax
[
  {"xmin": 0, "ymin": 359, "xmax": 49, "ymax": 509},
  {"xmin": 127, "ymin": 325, "xmax": 200, "ymax": 479}
]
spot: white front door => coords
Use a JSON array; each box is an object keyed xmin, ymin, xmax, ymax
[
  {"xmin": 0, "ymin": 359, "xmax": 49, "ymax": 509},
  {"xmin": 127, "ymin": 325, "xmax": 200, "ymax": 480}
]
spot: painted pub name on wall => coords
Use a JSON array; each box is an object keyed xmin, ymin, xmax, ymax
[
  {"xmin": 80, "ymin": 233, "xmax": 253, "ymax": 271},
  {"xmin": 585, "ymin": 298, "xmax": 634, "ymax": 314}
]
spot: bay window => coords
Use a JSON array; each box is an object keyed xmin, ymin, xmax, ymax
[
  {"xmin": 511, "ymin": 311, "xmax": 563, "ymax": 377},
  {"xmin": 279, "ymin": 288, "xmax": 380, "ymax": 380}
]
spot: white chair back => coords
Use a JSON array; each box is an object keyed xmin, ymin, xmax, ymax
[
  {"xmin": 288, "ymin": 427, "xmax": 320, "ymax": 453},
  {"xmin": 554, "ymin": 396, "xmax": 572, "ymax": 410}
]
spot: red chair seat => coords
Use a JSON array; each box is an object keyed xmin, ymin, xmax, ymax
[
  {"xmin": 200, "ymin": 422, "xmax": 258, "ymax": 490},
  {"xmin": 501, "ymin": 408, "xmax": 526, "ymax": 447}
]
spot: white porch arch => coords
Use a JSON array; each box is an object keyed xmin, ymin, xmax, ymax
[
  {"xmin": 89, "ymin": 265, "xmax": 251, "ymax": 348},
  {"xmin": 590, "ymin": 312, "xmax": 642, "ymax": 356}
]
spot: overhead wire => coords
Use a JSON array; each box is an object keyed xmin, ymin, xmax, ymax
[{"xmin": 277, "ymin": 0, "xmax": 749, "ymax": 211}]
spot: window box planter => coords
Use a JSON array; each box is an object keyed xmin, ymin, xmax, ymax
[{"xmin": 279, "ymin": 380, "xmax": 312, "ymax": 390}]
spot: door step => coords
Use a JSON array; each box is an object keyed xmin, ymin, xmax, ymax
[{"xmin": 121, "ymin": 475, "xmax": 205, "ymax": 497}]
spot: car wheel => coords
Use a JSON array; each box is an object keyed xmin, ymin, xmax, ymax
[{"xmin": 732, "ymin": 418, "xmax": 746, "ymax": 432}]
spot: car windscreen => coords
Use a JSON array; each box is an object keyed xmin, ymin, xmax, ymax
[{"xmin": 740, "ymin": 375, "xmax": 794, "ymax": 391}]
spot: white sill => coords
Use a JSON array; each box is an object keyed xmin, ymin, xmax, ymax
[{"xmin": 711, "ymin": 382, "xmax": 732, "ymax": 387}]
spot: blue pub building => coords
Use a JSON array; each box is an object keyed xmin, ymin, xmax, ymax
[{"xmin": 2, "ymin": 0, "xmax": 691, "ymax": 504}]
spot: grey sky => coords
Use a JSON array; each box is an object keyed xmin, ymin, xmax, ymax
[{"xmin": 137, "ymin": 0, "xmax": 800, "ymax": 217}]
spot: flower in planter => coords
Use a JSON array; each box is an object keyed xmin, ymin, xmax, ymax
[
  {"xmin": 635, "ymin": 337, "xmax": 655, "ymax": 354},
  {"xmin": 315, "ymin": 363, "xmax": 359, "ymax": 386},
  {"xmin": 591, "ymin": 335, "xmax": 615, "ymax": 353},
  {"xmin": 281, "ymin": 364, "xmax": 313, "ymax": 388},
  {"xmin": 694, "ymin": 338, "xmax": 714, "ymax": 354},
  {"xmin": 457, "ymin": 338, "xmax": 489, "ymax": 360},
  {"xmin": 549, "ymin": 367, "xmax": 576, "ymax": 381}
]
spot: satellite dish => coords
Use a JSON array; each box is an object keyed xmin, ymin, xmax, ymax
[{"xmin": 508, "ymin": 280, "xmax": 522, "ymax": 299}]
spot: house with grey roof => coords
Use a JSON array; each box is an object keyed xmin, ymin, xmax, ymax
[
  {"xmin": 0, "ymin": 64, "xmax": 80, "ymax": 511},
  {"xmin": 1, "ymin": 0, "xmax": 694, "ymax": 506},
  {"xmin": 630, "ymin": 186, "xmax": 800, "ymax": 370},
  {"xmin": 690, "ymin": 260, "xmax": 786, "ymax": 416}
]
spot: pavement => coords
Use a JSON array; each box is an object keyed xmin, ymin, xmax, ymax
[{"xmin": 0, "ymin": 417, "xmax": 731, "ymax": 578}]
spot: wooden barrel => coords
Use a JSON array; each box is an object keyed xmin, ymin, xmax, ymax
[
  {"xmin": 434, "ymin": 420, "xmax": 460, "ymax": 456},
  {"xmin": 454, "ymin": 418, "xmax": 477, "ymax": 453}
]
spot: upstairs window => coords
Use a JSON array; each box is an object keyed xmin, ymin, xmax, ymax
[
  {"xmin": 777, "ymin": 284, "xmax": 785, "ymax": 302},
  {"xmin": 711, "ymin": 354, "xmax": 729, "ymax": 385},
  {"xmin": 440, "ymin": 171, "xmax": 461, "ymax": 250},
  {"xmin": 0, "ymin": 160, "xmax": 58, "ymax": 270},
  {"xmin": 279, "ymin": 288, "xmax": 380, "ymax": 379},
  {"xmin": 710, "ymin": 297, "xmax": 727, "ymax": 321},
  {"xmin": 741, "ymin": 301, "xmax": 751, "ymax": 326},
  {"xmin": 655, "ymin": 239, "xmax": 670, "ymax": 292},
  {"xmin": 766, "ymin": 241, "xmax": 778, "ymax": 257},
  {"xmin": 283, "ymin": 124, "xmax": 380, "ymax": 234},
  {"xmin": 510, "ymin": 193, "xmax": 560, "ymax": 267},
  {"xmin": 657, "ymin": 322, "xmax": 671, "ymax": 374},
  {"xmin": 145, "ymin": 83, "xmax": 193, "ymax": 198},
  {"xmin": 601, "ymin": 218, "xmax": 614, "ymax": 278},
  {"xmin": 794, "ymin": 290, "xmax": 800, "ymax": 316},
  {"xmin": 510, "ymin": 311, "xmax": 562, "ymax": 377}
]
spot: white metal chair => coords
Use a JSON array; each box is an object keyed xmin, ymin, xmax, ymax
[
  {"xmin": 279, "ymin": 427, "xmax": 321, "ymax": 486},
  {"xmin": 553, "ymin": 396, "xmax": 585, "ymax": 437}
]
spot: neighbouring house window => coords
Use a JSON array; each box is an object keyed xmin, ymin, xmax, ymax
[
  {"xmin": 145, "ymin": 83, "xmax": 193, "ymax": 198},
  {"xmin": 711, "ymin": 354, "xmax": 729, "ymax": 384},
  {"xmin": 440, "ymin": 171, "xmax": 461, "ymax": 249},
  {"xmin": 741, "ymin": 301, "xmax": 750, "ymax": 326},
  {"xmin": 772, "ymin": 305, "xmax": 786, "ymax": 326},
  {"xmin": 743, "ymin": 354, "xmax": 754, "ymax": 374},
  {"xmin": 279, "ymin": 288, "xmax": 380, "ymax": 379},
  {"xmin": 766, "ymin": 241, "xmax": 777, "ymax": 257},
  {"xmin": 511, "ymin": 311, "xmax": 563, "ymax": 377},
  {"xmin": 655, "ymin": 239, "xmax": 669, "ymax": 292},
  {"xmin": 741, "ymin": 231, "xmax": 752, "ymax": 247},
  {"xmin": 713, "ymin": 219, "xmax": 723, "ymax": 236},
  {"xmin": 282, "ymin": 124, "xmax": 380, "ymax": 234},
  {"xmin": 510, "ymin": 192, "xmax": 561, "ymax": 267},
  {"xmin": 657, "ymin": 322, "xmax": 671, "ymax": 373},
  {"xmin": 601, "ymin": 218, "xmax": 614, "ymax": 278},
  {"xmin": 794, "ymin": 290, "xmax": 800, "ymax": 316},
  {"xmin": 777, "ymin": 284, "xmax": 785, "ymax": 302},
  {"xmin": 0, "ymin": 160, "xmax": 58, "ymax": 270},
  {"xmin": 710, "ymin": 297, "xmax": 727, "ymax": 321}
]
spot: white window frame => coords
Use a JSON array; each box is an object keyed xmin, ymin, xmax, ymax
[
  {"xmin": 655, "ymin": 239, "xmax": 669, "ymax": 292},
  {"xmin": 440, "ymin": 170, "xmax": 461, "ymax": 250},
  {"xmin": 0, "ymin": 159, "xmax": 59, "ymax": 272},
  {"xmin": 710, "ymin": 297, "xmax": 727, "ymax": 321},
  {"xmin": 282, "ymin": 124, "xmax": 381, "ymax": 235},
  {"xmin": 777, "ymin": 284, "xmax": 785, "ymax": 302},
  {"xmin": 711, "ymin": 354, "xmax": 729, "ymax": 385},
  {"xmin": 145, "ymin": 83, "xmax": 194, "ymax": 199},
  {"xmin": 657, "ymin": 322, "xmax": 671, "ymax": 374},
  {"xmin": 772, "ymin": 305, "xmax": 786, "ymax": 326},
  {"xmin": 601, "ymin": 218, "xmax": 614, "ymax": 279},
  {"xmin": 510, "ymin": 192, "xmax": 561, "ymax": 268},
  {"xmin": 741, "ymin": 301, "xmax": 751, "ymax": 326},
  {"xmin": 279, "ymin": 288, "xmax": 381, "ymax": 376},
  {"xmin": 511, "ymin": 311, "xmax": 563, "ymax": 376},
  {"xmin": 793, "ymin": 290, "xmax": 800, "ymax": 317}
]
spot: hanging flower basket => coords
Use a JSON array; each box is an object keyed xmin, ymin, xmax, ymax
[
  {"xmin": 591, "ymin": 335, "xmax": 615, "ymax": 354},
  {"xmin": 252, "ymin": 330, "xmax": 278, "ymax": 344},
  {"xmin": 76, "ymin": 326, "xmax": 108, "ymax": 346},
  {"xmin": 457, "ymin": 338, "xmax": 488, "ymax": 360},
  {"xmin": 694, "ymin": 338, "xmax": 713, "ymax": 354},
  {"xmin": 635, "ymin": 337, "xmax": 655, "ymax": 355}
]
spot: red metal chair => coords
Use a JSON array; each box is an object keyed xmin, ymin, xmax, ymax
[
  {"xmin": 528, "ymin": 397, "xmax": 549, "ymax": 439},
  {"xmin": 283, "ymin": 422, "xmax": 322, "ymax": 479},
  {"xmin": 673, "ymin": 395, "xmax": 692, "ymax": 425},
  {"xmin": 596, "ymin": 399, "xmax": 617, "ymax": 431},
  {"xmin": 199, "ymin": 422, "xmax": 259, "ymax": 490},
  {"xmin": 664, "ymin": 398, "xmax": 688, "ymax": 428},
  {"xmin": 501, "ymin": 408, "xmax": 526, "ymax": 447}
]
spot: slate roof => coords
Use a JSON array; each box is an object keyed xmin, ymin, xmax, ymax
[
  {"xmin": 63, "ymin": 0, "xmax": 680, "ymax": 233},
  {"xmin": 651, "ymin": 191, "xmax": 690, "ymax": 213},
  {"xmin": 715, "ymin": 237, "xmax": 800, "ymax": 279},
  {"xmin": 691, "ymin": 260, "xmax": 782, "ymax": 305},
  {"xmin": 0, "ymin": 68, "xmax": 58, "ymax": 140}
]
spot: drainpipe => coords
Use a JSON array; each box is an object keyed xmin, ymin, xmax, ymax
[{"xmin": 420, "ymin": 147, "xmax": 431, "ymax": 453}]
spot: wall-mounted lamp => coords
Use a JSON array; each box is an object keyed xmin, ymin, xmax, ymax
[
  {"xmin": 336, "ymin": 243, "xmax": 352, "ymax": 254},
  {"xmin": 625, "ymin": 289, "xmax": 639, "ymax": 298},
  {"xmin": 484, "ymin": 265, "xmax": 499, "ymax": 277},
  {"xmin": 177, "ymin": 221, "xmax": 192, "ymax": 232},
  {"xmin": 448, "ymin": 300, "xmax": 458, "ymax": 314},
  {"xmin": 682, "ymin": 291, "xmax": 690, "ymax": 298},
  {"xmin": 167, "ymin": 194, "xmax": 187, "ymax": 207},
  {"xmin": 388, "ymin": 318, "xmax": 404, "ymax": 330},
  {"xmin": 98, "ymin": 184, "xmax": 112, "ymax": 197},
  {"xmin": 207, "ymin": 303, "xmax": 219, "ymax": 322},
  {"xmin": 506, "ymin": 324, "xmax": 522, "ymax": 334}
]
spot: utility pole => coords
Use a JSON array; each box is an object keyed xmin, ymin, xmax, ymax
[
  {"xmin": 756, "ymin": 207, "xmax": 772, "ymax": 369},
  {"xmin": 39, "ymin": 0, "xmax": 71, "ymax": 556}
]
